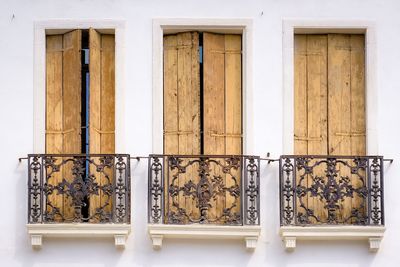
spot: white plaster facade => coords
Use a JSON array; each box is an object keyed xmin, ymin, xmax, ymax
[{"xmin": 1, "ymin": 0, "xmax": 400, "ymax": 266}]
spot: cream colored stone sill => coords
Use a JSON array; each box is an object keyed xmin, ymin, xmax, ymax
[
  {"xmin": 148, "ymin": 224, "xmax": 261, "ymax": 251},
  {"xmin": 280, "ymin": 225, "xmax": 385, "ymax": 252},
  {"xmin": 27, "ymin": 223, "xmax": 131, "ymax": 249}
]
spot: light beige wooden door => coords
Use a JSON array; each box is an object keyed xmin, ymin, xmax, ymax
[
  {"xmin": 46, "ymin": 29, "xmax": 115, "ymax": 222},
  {"xmin": 46, "ymin": 30, "xmax": 82, "ymax": 221},
  {"xmin": 163, "ymin": 32, "xmax": 242, "ymax": 224},
  {"xmin": 89, "ymin": 29, "xmax": 115, "ymax": 221},
  {"xmin": 294, "ymin": 34, "xmax": 365, "ymax": 224}
]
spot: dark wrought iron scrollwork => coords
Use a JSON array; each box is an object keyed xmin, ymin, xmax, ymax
[
  {"xmin": 27, "ymin": 154, "xmax": 131, "ymax": 224},
  {"xmin": 148, "ymin": 155, "xmax": 260, "ymax": 226},
  {"xmin": 279, "ymin": 155, "xmax": 385, "ymax": 226}
]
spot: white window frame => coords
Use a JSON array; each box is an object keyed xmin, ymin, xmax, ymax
[
  {"xmin": 33, "ymin": 19, "xmax": 126, "ymax": 153},
  {"xmin": 152, "ymin": 18, "xmax": 254, "ymax": 154},
  {"xmin": 282, "ymin": 19, "xmax": 378, "ymax": 155}
]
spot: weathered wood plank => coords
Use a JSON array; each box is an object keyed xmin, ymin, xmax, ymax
[
  {"xmin": 176, "ymin": 32, "xmax": 200, "ymax": 221},
  {"xmin": 45, "ymin": 35, "xmax": 64, "ymax": 221},
  {"xmin": 306, "ymin": 35, "xmax": 328, "ymax": 223},
  {"xmin": 224, "ymin": 34, "xmax": 242, "ymax": 218},
  {"xmin": 100, "ymin": 34, "xmax": 115, "ymax": 215},
  {"xmin": 328, "ymin": 34, "xmax": 352, "ymax": 221},
  {"xmin": 350, "ymin": 34, "xmax": 366, "ymax": 220},
  {"xmin": 294, "ymin": 35, "xmax": 308, "ymax": 155},
  {"xmin": 163, "ymin": 34, "xmax": 179, "ymax": 155},
  {"xmin": 62, "ymin": 30, "xmax": 82, "ymax": 220},
  {"xmin": 203, "ymin": 32, "xmax": 226, "ymax": 222},
  {"xmin": 163, "ymin": 34, "xmax": 179, "ymax": 222},
  {"xmin": 89, "ymin": 28, "xmax": 102, "ymax": 221}
]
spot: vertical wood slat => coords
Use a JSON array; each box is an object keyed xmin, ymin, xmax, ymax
[
  {"xmin": 46, "ymin": 35, "xmax": 64, "ymax": 220},
  {"xmin": 350, "ymin": 35, "xmax": 366, "ymax": 219},
  {"xmin": 224, "ymin": 34, "xmax": 242, "ymax": 218},
  {"xmin": 100, "ymin": 34, "xmax": 116, "ymax": 216},
  {"xmin": 163, "ymin": 35, "xmax": 179, "ymax": 222},
  {"xmin": 177, "ymin": 32, "xmax": 200, "ymax": 218},
  {"xmin": 306, "ymin": 35, "xmax": 328, "ymax": 222},
  {"xmin": 328, "ymin": 34, "xmax": 352, "ymax": 221},
  {"xmin": 163, "ymin": 35, "xmax": 179, "ymax": 155},
  {"xmin": 294, "ymin": 35, "xmax": 308, "ymax": 155},
  {"xmin": 62, "ymin": 30, "xmax": 82, "ymax": 220},
  {"xmin": 203, "ymin": 32, "xmax": 226, "ymax": 221},
  {"xmin": 293, "ymin": 35, "xmax": 308, "ymax": 224},
  {"xmin": 89, "ymin": 28, "xmax": 102, "ymax": 220}
]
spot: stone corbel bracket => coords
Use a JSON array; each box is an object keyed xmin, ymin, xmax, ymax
[
  {"xmin": 279, "ymin": 226, "xmax": 386, "ymax": 252},
  {"xmin": 148, "ymin": 224, "xmax": 261, "ymax": 251},
  {"xmin": 27, "ymin": 224, "xmax": 131, "ymax": 249}
]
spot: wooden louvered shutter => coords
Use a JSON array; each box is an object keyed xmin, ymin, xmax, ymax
[
  {"xmin": 46, "ymin": 30, "xmax": 82, "ymax": 221},
  {"xmin": 89, "ymin": 29, "xmax": 115, "ymax": 221},
  {"xmin": 203, "ymin": 32, "xmax": 242, "ymax": 222},
  {"xmin": 294, "ymin": 34, "xmax": 366, "ymax": 223}
]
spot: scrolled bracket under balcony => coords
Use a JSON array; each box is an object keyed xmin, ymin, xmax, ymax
[
  {"xmin": 279, "ymin": 155, "xmax": 386, "ymax": 252},
  {"xmin": 148, "ymin": 154, "xmax": 261, "ymax": 250},
  {"xmin": 27, "ymin": 154, "xmax": 131, "ymax": 249}
]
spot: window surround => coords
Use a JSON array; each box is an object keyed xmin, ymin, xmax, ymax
[
  {"xmin": 282, "ymin": 19, "xmax": 378, "ymax": 155},
  {"xmin": 150, "ymin": 19, "xmax": 260, "ymax": 250},
  {"xmin": 33, "ymin": 19, "xmax": 126, "ymax": 153},
  {"xmin": 31, "ymin": 20, "xmax": 129, "ymax": 249},
  {"xmin": 281, "ymin": 19, "xmax": 384, "ymax": 252},
  {"xmin": 152, "ymin": 18, "xmax": 254, "ymax": 154}
]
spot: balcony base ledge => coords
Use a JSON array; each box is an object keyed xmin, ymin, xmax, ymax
[
  {"xmin": 279, "ymin": 225, "xmax": 386, "ymax": 252},
  {"xmin": 27, "ymin": 223, "xmax": 131, "ymax": 249},
  {"xmin": 148, "ymin": 224, "xmax": 261, "ymax": 251}
]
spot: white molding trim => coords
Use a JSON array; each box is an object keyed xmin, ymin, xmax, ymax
[
  {"xmin": 27, "ymin": 223, "xmax": 131, "ymax": 249},
  {"xmin": 282, "ymin": 19, "xmax": 378, "ymax": 154},
  {"xmin": 33, "ymin": 19, "xmax": 126, "ymax": 153},
  {"xmin": 148, "ymin": 224, "xmax": 260, "ymax": 250},
  {"xmin": 152, "ymin": 18, "xmax": 254, "ymax": 154},
  {"xmin": 279, "ymin": 226, "xmax": 385, "ymax": 252}
]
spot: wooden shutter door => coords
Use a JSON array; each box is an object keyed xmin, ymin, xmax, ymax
[
  {"xmin": 203, "ymin": 33, "xmax": 242, "ymax": 223},
  {"xmin": 46, "ymin": 30, "xmax": 82, "ymax": 221},
  {"xmin": 89, "ymin": 29, "xmax": 115, "ymax": 221},
  {"xmin": 327, "ymin": 34, "xmax": 366, "ymax": 222},
  {"xmin": 163, "ymin": 32, "xmax": 201, "ymax": 222},
  {"xmin": 294, "ymin": 34, "xmax": 328, "ymax": 223},
  {"xmin": 294, "ymin": 34, "xmax": 365, "ymax": 224}
]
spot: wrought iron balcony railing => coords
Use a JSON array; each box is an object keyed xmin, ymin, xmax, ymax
[
  {"xmin": 28, "ymin": 154, "xmax": 130, "ymax": 224},
  {"xmin": 148, "ymin": 155, "xmax": 260, "ymax": 226},
  {"xmin": 279, "ymin": 155, "xmax": 384, "ymax": 226}
]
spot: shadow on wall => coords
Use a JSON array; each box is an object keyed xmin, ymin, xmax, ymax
[{"xmin": 137, "ymin": 238, "xmax": 253, "ymax": 267}]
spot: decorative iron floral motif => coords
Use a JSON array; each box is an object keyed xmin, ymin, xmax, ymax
[
  {"xmin": 27, "ymin": 154, "xmax": 130, "ymax": 224},
  {"xmin": 279, "ymin": 155, "xmax": 384, "ymax": 226},
  {"xmin": 148, "ymin": 155, "xmax": 260, "ymax": 226}
]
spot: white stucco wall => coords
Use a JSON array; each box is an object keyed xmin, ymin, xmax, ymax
[{"xmin": 1, "ymin": 0, "xmax": 399, "ymax": 266}]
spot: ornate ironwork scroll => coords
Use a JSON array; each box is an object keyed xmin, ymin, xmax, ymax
[
  {"xmin": 279, "ymin": 155, "xmax": 384, "ymax": 226},
  {"xmin": 27, "ymin": 154, "xmax": 130, "ymax": 224},
  {"xmin": 148, "ymin": 155, "xmax": 260, "ymax": 226}
]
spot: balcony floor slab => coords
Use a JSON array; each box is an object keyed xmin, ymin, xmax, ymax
[
  {"xmin": 27, "ymin": 223, "xmax": 131, "ymax": 249},
  {"xmin": 148, "ymin": 224, "xmax": 261, "ymax": 251},
  {"xmin": 279, "ymin": 225, "xmax": 385, "ymax": 252}
]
